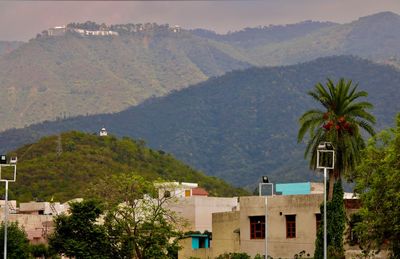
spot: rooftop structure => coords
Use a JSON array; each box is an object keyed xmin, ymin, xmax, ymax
[
  {"xmin": 99, "ymin": 127, "xmax": 108, "ymax": 136},
  {"xmin": 275, "ymin": 182, "xmax": 324, "ymax": 195}
]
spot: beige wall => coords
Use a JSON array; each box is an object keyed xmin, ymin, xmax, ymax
[
  {"xmin": 178, "ymin": 238, "xmax": 213, "ymax": 259},
  {"xmin": 19, "ymin": 202, "xmax": 64, "ymax": 215},
  {"xmin": 0, "ymin": 212, "xmax": 54, "ymax": 244},
  {"xmin": 167, "ymin": 196, "xmax": 238, "ymax": 232},
  {"xmin": 212, "ymin": 211, "xmax": 240, "ymax": 258},
  {"xmin": 239, "ymin": 194, "xmax": 322, "ymax": 258}
]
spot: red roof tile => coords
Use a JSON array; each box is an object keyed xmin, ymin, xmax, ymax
[{"xmin": 191, "ymin": 187, "xmax": 209, "ymax": 196}]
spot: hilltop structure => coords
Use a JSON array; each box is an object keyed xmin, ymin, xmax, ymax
[
  {"xmin": 43, "ymin": 22, "xmax": 182, "ymax": 38},
  {"xmin": 46, "ymin": 25, "xmax": 118, "ymax": 37}
]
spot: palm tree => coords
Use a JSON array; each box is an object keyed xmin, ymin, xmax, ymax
[{"xmin": 298, "ymin": 78, "xmax": 375, "ymax": 200}]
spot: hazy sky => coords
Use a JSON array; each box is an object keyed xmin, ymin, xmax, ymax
[{"xmin": 1, "ymin": 0, "xmax": 400, "ymax": 41}]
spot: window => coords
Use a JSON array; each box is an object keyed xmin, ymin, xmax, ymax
[
  {"xmin": 316, "ymin": 213, "xmax": 322, "ymax": 233},
  {"xmin": 164, "ymin": 190, "xmax": 171, "ymax": 198},
  {"xmin": 286, "ymin": 215, "xmax": 296, "ymax": 238},
  {"xmin": 185, "ymin": 190, "xmax": 191, "ymax": 197},
  {"xmin": 250, "ymin": 216, "xmax": 265, "ymax": 239}
]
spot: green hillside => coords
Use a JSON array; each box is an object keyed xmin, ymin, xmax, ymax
[
  {"xmin": 0, "ymin": 25, "xmax": 250, "ymax": 131},
  {"xmin": 1, "ymin": 56, "xmax": 400, "ymax": 188},
  {"xmin": 0, "ymin": 41, "xmax": 23, "ymax": 56},
  {"xmin": 2, "ymin": 12, "xmax": 400, "ymax": 131},
  {"xmin": 246, "ymin": 12, "xmax": 400, "ymax": 66},
  {"xmin": 5, "ymin": 131, "xmax": 247, "ymax": 202}
]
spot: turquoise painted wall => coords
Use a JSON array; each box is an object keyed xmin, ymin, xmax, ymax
[{"xmin": 276, "ymin": 182, "xmax": 311, "ymax": 195}]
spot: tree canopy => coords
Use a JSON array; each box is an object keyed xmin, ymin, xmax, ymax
[
  {"xmin": 298, "ymin": 78, "xmax": 375, "ymax": 199},
  {"xmin": 354, "ymin": 114, "xmax": 400, "ymax": 258},
  {"xmin": 90, "ymin": 174, "xmax": 184, "ymax": 259},
  {"xmin": 49, "ymin": 176, "xmax": 185, "ymax": 258},
  {"xmin": 0, "ymin": 222, "xmax": 30, "ymax": 259},
  {"xmin": 7, "ymin": 131, "xmax": 246, "ymax": 202},
  {"xmin": 48, "ymin": 200, "xmax": 111, "ymax": 259}
]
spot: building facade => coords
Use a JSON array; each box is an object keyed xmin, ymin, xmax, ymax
[{"xmin": 179, "ymin": 194, "xmax": 323, "ymax": 259}]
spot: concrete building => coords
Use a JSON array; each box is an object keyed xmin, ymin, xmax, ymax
[
  {"xmin": 157, "ymin": 182, "xmax": 204, "ymax": 198},
  {"xmin": 158, "ymin": 182, "xmax": 238, "ymax": 232},
  {"xmin": 167, "ymin": 196, "xmax": 238, "ymax": 232},
  {"xmin": 19, "ymin": 201, "xmax": 65, "ymax": 215},
  {"xmin": 48, "ymin": 26, "xmax": 66, "ymax": 36},
  {"xmin": 99, "ymin": 127, "xmax": 108, "ymax": 137},
  {"xmin": 179, "ymin": 194, "xmax": 323, "ymax": 259},
  {"xmin": 0, "ymin": 200, "xmax": 18, "ymax": 214},
  {"xmin": 0, "ymin": 200, "xmax": 70, "ymax": 244}
]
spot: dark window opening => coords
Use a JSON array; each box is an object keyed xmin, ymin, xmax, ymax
[
  {"xmin": 164, "ymin": 190, "xmax": 171, "ymax": 198},
  {"xmin": 316, "ymin": 213, "xmax": 322, "ymax": 234},
  {"xmin": 286, "ymin": 215, "xmax": 296, "ymax": 238},
  {"xmin": 199, "ymin": 237, "xmax": 206, "ymax": 248},
  {"xmin": 250, "ymin": 216, "xmax": 265, "ymax": 239}
]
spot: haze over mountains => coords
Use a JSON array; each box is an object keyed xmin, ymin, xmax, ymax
[
  {"xmin": 2, "ymin": 56, "xmax": 400, "ymax": 187},
  {"xmin": 1, "ymin": 12, "xmax": 400, "ymax": 131}
]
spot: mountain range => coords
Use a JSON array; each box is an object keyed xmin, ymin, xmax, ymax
[
  {"xmin": 1, "ymin": 12, "xmax": 400, "ymax": 131},
  {"xmin": 1, "ymin": 56, "xmax": 399, "ymax": 187}
]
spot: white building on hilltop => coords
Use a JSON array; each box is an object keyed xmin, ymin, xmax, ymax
[{"xmin": 99, "ymin": 128, "xmax": 108, "ymax": 136}]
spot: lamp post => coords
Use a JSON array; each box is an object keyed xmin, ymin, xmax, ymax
[
  {"xmin": 259, "ymin": 176, "xmax": 273, "ymax": 259},
  {"xmin": 0, "ymin": 155, "xmax": 17, "ymax": 259},
  {"xmin": 316, "ymin": 142, "xmax": 335, "ymax": 259}
]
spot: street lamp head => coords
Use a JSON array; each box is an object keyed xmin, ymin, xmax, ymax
[
  {"xmin": 262, "ymin": 176, "xmax": 269, "ymax": 183},
  {"xmin": 0, "ymin": 155, "xmax": 6, "ymax": 164},
  {"xmin": 318, "ymin": 142, "xmax": 334, "ymax": 151},
  {"xmin": 9, "ymin": 157, "xmax": 17, "ymax": 164}
]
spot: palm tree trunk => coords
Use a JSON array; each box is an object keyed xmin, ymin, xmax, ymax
[{"xmin": 328, "ymin": 170, "xmax": 335, "ymax": 201}]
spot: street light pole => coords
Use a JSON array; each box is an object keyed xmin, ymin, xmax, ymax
[
  {"xmin": 259, "ymin": 176, "xmax": 273, "ymax": 259},
  {"xmin": 4, "ymin": 180, "xmax": 8, "ymax": 259},
  {"xmin": 265, "ymin": 197, "xmax": 268, "ymax": 259},
  {"xmin": 0, "ymin": 156, "xmax": 17, "ymax": 259},
  {"xmin": 323, "ymin": 167, "xmax": 327, "ymax": 259},
  {"xmin": 316, "ymin": 142, "xmax": 334, "ymax": 259}
]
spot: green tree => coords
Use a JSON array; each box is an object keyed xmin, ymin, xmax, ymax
[
  {"xmin": 89, "ymin": 174, "xmax": 184, "ymax": 259},
  {"xmin": 0, "ymin": 222, "xmax": 30, "ymax": 259},
  {"xmin": 353, "ymin": 114, "xmax": 400, "ymax": 258},
  {"xmin": 314, "ymin": 181, "xmax": 346, "ymax": 259},
  {"xmin": 298, "ymin": 78, "xmax": 375, "ymax": 200},
  {"xmin": 48, "ymin": 199, "xmax": 111, "ymax": 259}
]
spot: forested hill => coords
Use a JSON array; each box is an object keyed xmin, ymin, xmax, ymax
[
  {"xmin": 2, "ymin": 12, "xmax": 400, "ymax": 131},
  {"xmin": 191, "ymin": 20, "xmax": 337, "ymax": 48},
  {"xmin": 0, "ymin": 41, "xmax": 23, "ymax": 56},
  {"xmin": 0, "ymin": 23, "xmax": 251, "ymax": 131},
  {"xmin": 1, "ymin": 56, "xmax": 400, "ymax": 187},
  {"xmin": 6, "ymin": 131, "xmax": 247, "ymax": 202}
]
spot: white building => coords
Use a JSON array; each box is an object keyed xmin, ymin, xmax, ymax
[{"xmin": 99, "ymin": 128, "xmax": 108, "ymax": 136}]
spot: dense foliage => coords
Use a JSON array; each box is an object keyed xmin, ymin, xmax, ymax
[
  {"xmin": 314, "ymin": 181, "xmax": 346, "ymax": 259},
  {"xmin": 6, "ymin": 131, "xmax": 246, "ymax": 202},
  {"xmin": 354, "ymin": 114, "xmax": 400, "ymax": 258},
  {"xmin": 49, "ymin": 200, "xmax": 111, "ymax": 258},
  {"xmin": 50, "ymin": 177, "xmax": 185, "ymax": 259},
  {"xmin": 90, "ymin": 175, "xmax": 183, "ymax": 259},
  {"xmin": 0, "ymin": 222, "xmax": 30, "ymax": 259},
  {"xmin": 1, "ymin": 56, "xmax": 400, "ymax": 187}
]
